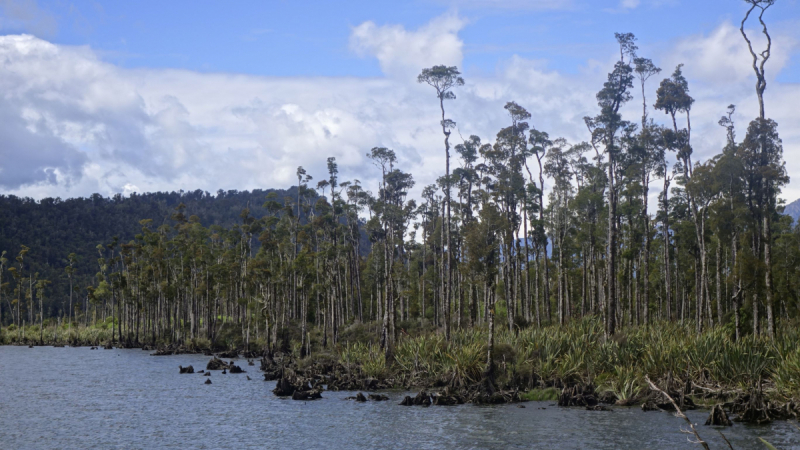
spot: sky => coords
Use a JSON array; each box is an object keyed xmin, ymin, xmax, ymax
[{"xmin": 0, "ymin": 0, "xmax": 798, "ymax": 204}]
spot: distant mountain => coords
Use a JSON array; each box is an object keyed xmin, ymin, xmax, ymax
[{"xmin": 784, "ymin": 198, "xmax": 800, "ymax": 222}]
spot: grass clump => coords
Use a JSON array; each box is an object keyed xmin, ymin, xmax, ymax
[{"xmin": 521, "ymin": 387, "xmax": 560, "ymax": 401}]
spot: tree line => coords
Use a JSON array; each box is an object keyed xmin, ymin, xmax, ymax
[{"xmin": 1, "ymin": 2, "xmax": 794, "ymax": 373}]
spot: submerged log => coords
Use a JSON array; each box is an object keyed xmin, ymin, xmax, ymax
[
  {"xmin": 368, "ymin": 394, "xmax": 389, "ymax": 402},
  {"xmin": 291, "ymin": 389, "xmax": 322, "ymax": 400},
  {"xmin": 586, "ymin": 405, "xmax": 612, "ymax": 411}
]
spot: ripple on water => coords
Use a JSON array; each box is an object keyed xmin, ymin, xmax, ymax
[{"xmin": 1, "ymin": 346, "xmax": 798, "ymax": 450}]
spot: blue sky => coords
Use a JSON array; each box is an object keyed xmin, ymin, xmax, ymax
[
  {"xmin": 0, "ymin": 0, "xmax": 799, "ymax": 202},
  {"xmin": 8, "ymin": 0, "xmax": 799, "ymax": 79}
]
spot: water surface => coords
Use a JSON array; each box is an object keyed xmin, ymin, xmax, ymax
[{"xmin": 1, "ymin": 346, "xmax": 798, "ymax": 449}]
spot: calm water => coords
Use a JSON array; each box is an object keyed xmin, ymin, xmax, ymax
[{"xmin": 0, "ymin": 346, "xmax": 798, "ymax": 449}]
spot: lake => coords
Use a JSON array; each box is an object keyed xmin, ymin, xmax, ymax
[{"xmin": 0, "ymin": 346, "xmax": 797, "ymax": 449}]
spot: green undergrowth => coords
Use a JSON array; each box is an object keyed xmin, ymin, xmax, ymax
[
  {"xmin": 3, "ymin": 316, "xmax": 800, "ymax": 402},
  {"xmin": 327, "ymin": 317, "xmax": 800, "ymax": 400}
]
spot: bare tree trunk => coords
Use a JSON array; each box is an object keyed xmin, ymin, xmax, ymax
[{"xmin": 607, "ymin": 160, "xmax": 617, "ymax": 336}]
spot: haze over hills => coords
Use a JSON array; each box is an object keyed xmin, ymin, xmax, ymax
[{"xmin": 783, "ymin": 198, "xmax": 800, "ymax": 223}]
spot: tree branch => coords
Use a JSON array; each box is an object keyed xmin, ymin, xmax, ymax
[{"xmin": 645, "ymin": 376, "xmax": 709, "ymax": 450}]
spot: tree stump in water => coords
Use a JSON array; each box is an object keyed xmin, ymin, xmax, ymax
[
  {"xmin": 399, "ymin": 396, "xmax": 414, "ymax": 406},
  {"xmin": 179, "ymin": 365, "xmax": 194, "ymax": 374},
  {"xmin": 559, "ymin": 385, "xmax": 598, "ymax": 407},
  {"xmin": 356, "ymin": 392, "xmax": 367, "ymax": 402},
  {"xmin": 218, "ymin": 350, "xmax": 238, "ymax": 358},
  {"xmin": 272, "ymin": 376, "xmax": 297, "ymax": 397},
  {"xmin": 641, "ymin": 401, "xmax": 659, "ymax": 412},
  {"xmin": 413, "ymin": 391, "xmax": 432, "ymax": 406},
  {"xmin": 206, "ymin": 357, "xmax": 229, "ymax": 371},
  {"xmin": 205, "ymin": 379, "xmax": 212, "ymax": 384},
  {"xmin": 705, "ymin": 404, "xmax": 732, "ymax": 426},
  {"xmin": 732, "ymin": 392, "xmax": 772, "ymax": 425}
]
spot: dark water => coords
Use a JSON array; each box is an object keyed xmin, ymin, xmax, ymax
[{"xmin": 0, "ymin": 346, "xmax": 798, "ymax": 449}]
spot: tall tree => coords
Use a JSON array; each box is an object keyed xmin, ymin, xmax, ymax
[
  {"xmin": 741, "ymin": 0, "xmax": 780, "ymax": 338},
  {"xmin": 633, "ymin": 56, "xmax": 662, "ymax": 325},
  {"xmin": 585, "ymin": 32, "xmax": 637, "ymax": 336},
  {"xmin": 418, "ymin": 65, "xmax": 464, "ymax": 341}
]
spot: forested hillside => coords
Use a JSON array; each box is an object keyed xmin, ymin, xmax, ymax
[
  {"xmin": 0, "ymin": 188, "xmax": 315, "ymax": 316},
  {"xmin": 783, "ymin": 198, "xmax": 800, "ymax": 222}
]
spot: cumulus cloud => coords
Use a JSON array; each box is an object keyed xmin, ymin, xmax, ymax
[
  {"xmin": 666, "ymin": 22, "xmax": 795, "ymax": 87},
  {"xmin": 0, "ymin": 15, "xmax": 798, "ymax": 205},
  {"xmin": 620, "ymin": 0, "xmax": 640, "ymax": 9},
  {"xmin": 350, "ymin": 13, "xmax": 466, "ymax": 80}
]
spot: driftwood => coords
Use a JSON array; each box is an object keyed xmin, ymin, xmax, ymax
[{"xmin": 645, "ymin": 376, "xmax": 709, "ymax": 450}]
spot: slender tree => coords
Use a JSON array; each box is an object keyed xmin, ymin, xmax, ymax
[{"xmin": 418, "ymin": 65, "xmax": 464, "ymax": 341}]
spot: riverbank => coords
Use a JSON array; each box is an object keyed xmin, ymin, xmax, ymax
[
  {"xmin": 3, "ymin": 317, "xmax": 799, "ymax": 424},
  {"xmin": 5, "ymin": 345, "xmax": 796, "ymax": 449}
]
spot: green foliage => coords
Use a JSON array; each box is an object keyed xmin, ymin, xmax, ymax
[
  {"xmin": 332, "ymin": 317, "xmax": 800, "ymax": 399},
  {"xmin": 340, "ymin": 342, "xmax": 386, "ymax": 378}
]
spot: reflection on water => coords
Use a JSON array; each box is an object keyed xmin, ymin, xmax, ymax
[{"xmin": 0, "ymin": 346, "xmax": 798, "ymax": 449}]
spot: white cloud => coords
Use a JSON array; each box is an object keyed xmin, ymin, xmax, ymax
[
  {"xmin": 0, "ymin": 17, "xmax": 798, "ymax": 206},
  {"xmin": 666, "ymin": 22, "xmax": 795, "ymax": 87},
  {"xmin": 350, "ymin": 12, "xmax": 466, "ymax": 80},
  {"xmin": 620, "ymin": 0, "xmax": 640, "ymax": 9}
]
